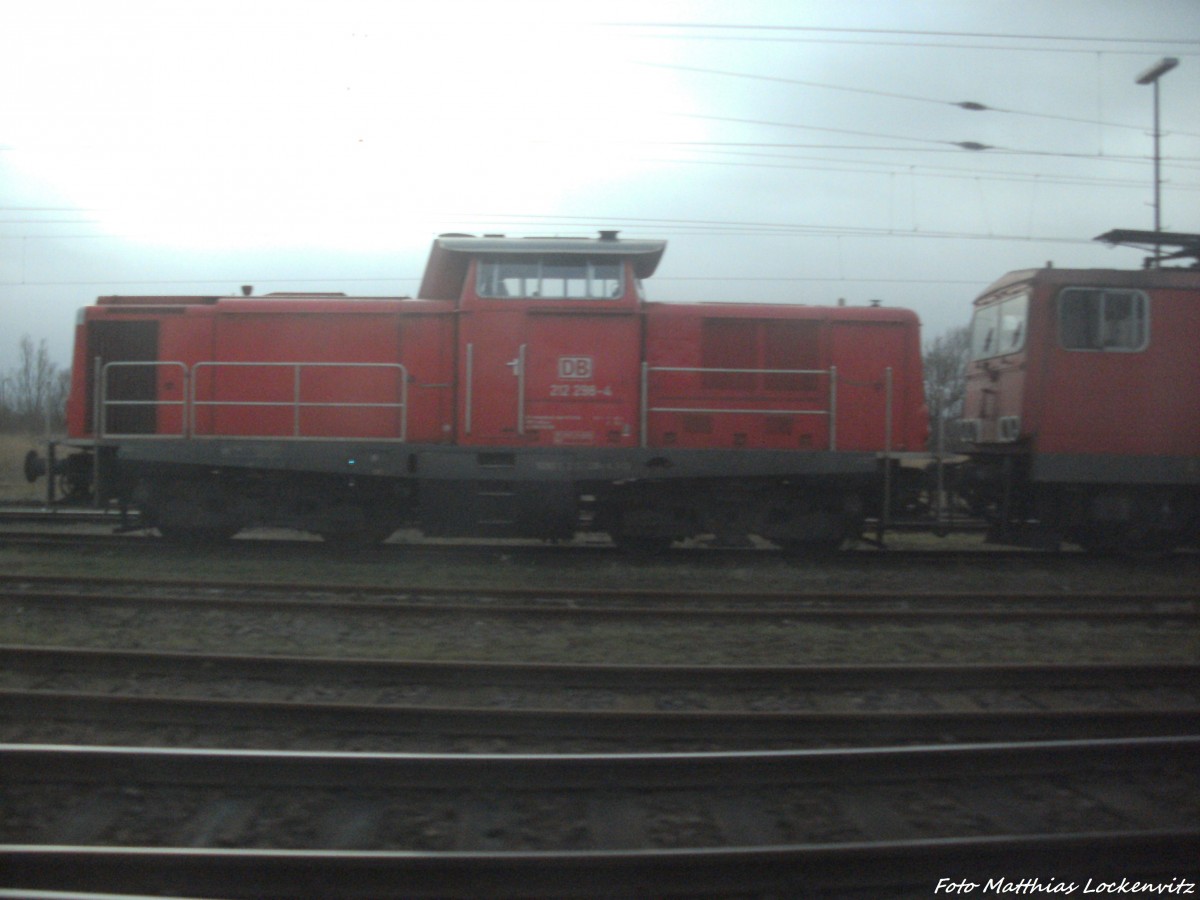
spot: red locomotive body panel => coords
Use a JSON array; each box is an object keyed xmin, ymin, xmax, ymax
[
  {"xmin": 643, "ymin": 303, "xmax": 926, "ymax": 453},
  {"xmin": 209, "ymin": 302, "xmax": 405, "ymax": 439},
  {"xmin": 1033, "ymin": 276, "xmax": 1198, "ymax": 462},
  {"xmin": 70, "ymin": 297, "xmax": 456, "ymax": 444},
  {"xmin": 204, "ymin": 298, "xmax": 454, "ymax": 442},
  {"xmin": 963, "ymin": 266, "xmax": 1200, "ymax": 466},
  {"xmin": 157, "ymin": 307, "xmax": 215, "ymax": 437}
]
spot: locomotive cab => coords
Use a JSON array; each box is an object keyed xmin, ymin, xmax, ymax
[
  {"xmin": 962, "ymin": 283, "xmax": 1029, "ymax": 446},
  {"xmin": 423, "ymin": 233, "xmax": 665, "ymax": 450}
]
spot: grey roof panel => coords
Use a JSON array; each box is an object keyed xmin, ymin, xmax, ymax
[
  {"xmin": 418, "ymin": 232, "xmax": 668, "ymax": 299},
  {"xmin": 435, "ymin": 235, "xmax": 666, "ymax": 274}
]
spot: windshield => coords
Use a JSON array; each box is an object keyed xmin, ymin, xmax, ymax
[
  {"xmin": 970, "ymin": 292, "xmax": 1028, "ymax": 360},
  {"xmin": 476, "ymin": 258, "xmax": 624, "ymax": 299}
]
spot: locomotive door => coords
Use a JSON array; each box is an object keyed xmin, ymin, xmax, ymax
[
  {"xmin": 458, "ymin": 307, "xmax": 641, "ymax": 447},
  {"xmin": 520, "ymin": 310, "xmax": 641, "ymax": 447},
  {"xmin": 88, "ymin": 320, "xmax": 160, "ymax": 435},
  {"xmin": 458, "ymin": 306, "xmax": 526, "ymax": 445},
  {"xmin": 828, "ymin": 319, "xmax": 918, "ymax": 452}
]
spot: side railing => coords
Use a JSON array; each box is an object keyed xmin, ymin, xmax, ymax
[
  {"xmin": 190, "ymin": 362, "xmax": 409, "ymax": 441},
  {"xmin": 97, "ymin": 360, "xmax": 410, "ymax": 441},
  {"xmin": 640, "ymin": 363, "xmax": 843, "ymax": 450},
  {"xmin": 97, "ymin": 360, "xmax": 189, "ymax": 439}
]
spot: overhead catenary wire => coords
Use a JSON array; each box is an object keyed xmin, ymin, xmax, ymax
[
  {"xmin": 3, "ymin": 23, "xmax": 1194, "ymax": 287},
  {"xmin": 0, "ymin": 217, "xmax": 1109, "ymax": 290},
  {"xmin": 601, "ymin": 20, "xmax": 1200, "ymax": 48},
  {"xmin": 637, "ymin": 63, "xmax": 1200, "ymax": 140}
]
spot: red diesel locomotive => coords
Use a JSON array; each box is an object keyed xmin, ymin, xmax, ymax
[
  {"xmin": 957, "ymin": 229, "xmax": 1200, "ymax": 555},
  {"xmin": 34, "ymin": 232, "xmax": 928, "ymax": 550}
]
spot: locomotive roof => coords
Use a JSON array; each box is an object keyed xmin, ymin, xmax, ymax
[
  {"xmin": 974, "ymin": 228, "xmax": 1200, "ymax": 303},
  {"xmin": 419, "ymin": 232, "xmax": 667, "ymax": 300},
  {"xmin": 975, "ymin": 263, "xmax": 1200, "ymax": 303}
]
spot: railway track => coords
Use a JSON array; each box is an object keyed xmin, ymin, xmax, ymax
[
  {"xmin": 2, "ymin": 573, "xmax": 1196, "ymax": 616},
  {"xmin": 0, "ymin": 505, "xmax": 1039, "ymax": 562},
  {"xmin": 0, "ymin": 527, "xmax": 1031, "ymax": 564},
  {"xmin": 3, "ymin": 574, "xmax": 1196, "ymax": 896},
  {"xmin": 4, "ymin": 578, "xmax": 1197, "ymax": 672},
  {"xmin": 3, "ymin": 738, "xmax": 1197, "ymax": 897},
  {"xmin": 5, "ymin": 645, "xmax": 1200, "ymax": 751},
  {"xmin": 0, "ymin": 504, "xmax": 125, "ymax": 523}
]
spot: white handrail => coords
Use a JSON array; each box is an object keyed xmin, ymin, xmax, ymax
[
  {"xmin": 97, "ymin": 360, "xmax": 410, "ymax": 441},
  {"xmin": 190, "ymin": 361, "xmax": 409, "ymax": 440},
  {"xmin": 98, "ymin": 361, "xmax": 189, "ymax": 438},
  {"xmin": 639, "ymin": 364, "xmax": 839, "ymax": 450}
]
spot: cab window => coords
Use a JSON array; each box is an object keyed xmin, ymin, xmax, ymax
[
  {"xmin": 477, "ymin": 257, "xmax": 623, "ymax": 299},
  {"xmin": 970, "ymin": 292, "xmax": 1028, "ymax": 360},
  {"xmin": 1059, "ymin": 288, "xmax": 1148, "ymax": 351}
]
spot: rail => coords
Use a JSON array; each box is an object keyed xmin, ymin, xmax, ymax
[
  {"xmin": 4, "ymin": 739, "xmax": 1198, "ymax": 898},
  {"xmin": 98, "ymin": 360, "xmax": 410, "ymax": 441}
]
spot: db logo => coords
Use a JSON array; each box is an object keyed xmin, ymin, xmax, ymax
[{"xmin": 558, "ymin": 357, "xmax": 593, "ymax": 379}]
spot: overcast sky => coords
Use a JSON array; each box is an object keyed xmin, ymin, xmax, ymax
[{"xmin": 2, "ymin": 0, "xmax": 1198, "ymax": 370}]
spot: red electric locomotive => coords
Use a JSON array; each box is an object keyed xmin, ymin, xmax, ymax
[
  {"xmin": 957, "ymin": 229, "xmax": 1200, "ymax": 555},
  {"xmin": 33, "ymin": 231, "xmax": 927, "ymax": 550}
]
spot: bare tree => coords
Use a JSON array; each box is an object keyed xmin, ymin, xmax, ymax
[
  {"xmin": 923, "ymin": 324, "xmax": 971, "ymax": 452},
  {"xmin": 50, "ymin": 369, "xmax": 71, "ymax": 431},
  {"xmin": 3, "ymin": 335, "xmax": 69, "ymax": 433}
]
